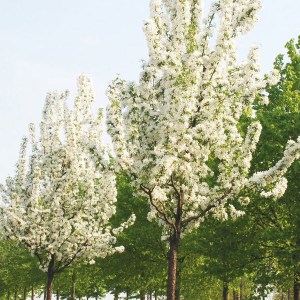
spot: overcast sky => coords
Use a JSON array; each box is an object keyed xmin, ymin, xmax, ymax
[{"xmin": 1, "ymin": 0, "xmax": 300, "ymax": 186}]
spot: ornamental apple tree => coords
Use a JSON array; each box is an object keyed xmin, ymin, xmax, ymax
[
  {"xmin": 0, "ymin": 75, "xmax": 135, "ymax": 300},
  {"xmin": 106, "ymin": 1, "xmax": 300, "ymax": 299}
]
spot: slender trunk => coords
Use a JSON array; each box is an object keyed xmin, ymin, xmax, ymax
[
  {"xmin": 71, "ymin": 271, "xmax": 76, "ymax": 300},
  {"xmin": 114, "ymin": 291, "xmax": 118, "ymax": 300},
  {"xmin": 167, "ymin": 232, "xmax": 180, "ymax": 300},
  {"xmin": 14, "ymin": 290, "xmax": 17, "ymax": 300},
  {"xmin": 295, "ymin": 276, "xmax": 300, "ymax": 300},
  {"xmin": 43, "ymin": 287, "xmax": 47, "ymax": 300},
  {"xmin": 154, "ymin": 291, "xmax": 158, "ymax": 300},
  {"xmin": 46, "ymin": 256, "xmax": 55, "ymax": 300},
  {"xmin": 7, "ymin": 291, "xmax": 10, "ymax": 300},
  {"xmin": 56, "ymin": 289, "xmax": 59, "ymax": 300},
  {"xmin": 223, "ymin": 283, "xmax": 229, "ymax": 300},
  {"xmin": 239, "ymin": 280, "xmax": 243, "ymax": 300},
  {"xmin": 149, "ymin": 290, "xmax": 152, "ymax": 300},
  {"xmin": 233, "ymin": 290, "xmax": 237, "ymax": 300},
  {"xmin": 140, "ymin": 290, "xmax": 146, "ymax": 300},
  {"xmin": 23, "ymin": 287, "xmax": 27, "ymax": 300},
  {"xmin": 31, "ymin": 287, "xmax": 34, "ymax": 300}
]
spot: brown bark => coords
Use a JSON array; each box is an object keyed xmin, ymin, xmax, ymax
[
  {"xmin": 31, "ymin": 287, "xmax": 34, "ymax": 300},
  {"xmin": 23, "ymin": 287, "xmax": 27, "ymax": 300},
  {"xmin": 71, "ymin": 271, "xmax": 76, "ymax": 300},
  {"xmin": 46, "ymin": 256, "xmax": 55, "ymax": 300},
  {"xmin": 240, "ymin": 280, "xmax": 243, "ymax": 300},
  {"xmin": 223, "ymin": 283, "xmax": 229, "ymax": 300},
  {"xmin": 295, "ymin": 277, "xmax": 300, "ymax": 300},
  {"xmin": 140, "ymin": 290, "xmax": 146, "ymax": 300},
  {"xmin": 167, "ymin": 232, "xmax": 180, "ymax": 300},
  {"xmin": 233, "ymin": 290, "xmax": 237, "ymax": 300}
]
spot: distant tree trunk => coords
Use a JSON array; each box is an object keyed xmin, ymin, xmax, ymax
[
  {"xmin": 114, "ymin": 291, "xmax": 118, "ymax": 300},
  {"xmin": 56, "ymin": 289, "xmax": 59, "ymax": 300},
  {"xmin": 7, "ymin": 291, "xmax": 10, "ymax": 300},
  {"xmin": 71, "ymin": 271, "xmax": 76, "ymax": 300},
  {"xmin": 154, "ymin": 291, "xmax": 158, "ymax": 300},
  {"xmin": 140, "ymin": 290, "xmax": 146, "ymax": 300},
  {"xmin": 240, "ymin": 280, "xmax": 243, "ymax": 300},
  {"xmin": 149, "ymin": 290, "xmax": 153, "ymax": 300},
  {"xmin": 295, "ymin": 275, "xmax": 300, "ymax": 300},
  {"xmin": 14, "ymin": 289, "xmax": 18, "ymax": 300},
  {"xmin": 23, "ymin": 287, "xmax": 27, "ymax": 300},
  {"xmin": 31, "ymin": 286, "xmax": 34, "ymax": 300},
  {"xmin": 46, "ymin": 255, "xmax": 55, "ymax": 300},
  {"xmin": 223, "ymin": 283, "xmax": 229, "ymax": 300},
  {"xmin": 233, "ymin": 289, "xmax": 238, "ymax": 300},
  {"xmin": 43, "ymin": 287, "xmax": 47, "ymax": 300}
]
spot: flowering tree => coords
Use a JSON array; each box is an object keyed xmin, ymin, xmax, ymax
[
  {"xmin": 106, "ymin": 0, "xmax": 300, "ymax": 299},
  {"xmin": 0, "ymin": 75, "xmax": 135, "ymax": 300}
]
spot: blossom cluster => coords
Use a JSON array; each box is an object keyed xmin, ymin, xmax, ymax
[
  {"xmin": 0, "ymin": 75, "xmax": 134, "ymax": 272},
  {"xmin": 107, "ymin": 0, "xmax": 300, "ymax": 233}
]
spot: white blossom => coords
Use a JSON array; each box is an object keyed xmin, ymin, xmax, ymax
[
  {"xmin": 0, "ymin": 75, "xmax": 134, "ymax": 273},
  {"xmin": 106, "ymin": 0, "xmax": 300, "ymax": 237}
]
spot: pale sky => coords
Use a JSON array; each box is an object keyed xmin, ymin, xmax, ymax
[{"xmin": 0, "ymin": 0, "xmax": 300, "ymax": 185}]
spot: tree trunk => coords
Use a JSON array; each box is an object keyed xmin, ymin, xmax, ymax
[
  {"xmin": 7, "ymin": 291, "xmax": 10, "ymax": 300},
  {"xmin": 167, "ymin": 232, "xmax": 180, "ymax": 300},
  {"xmin": 240, "ymin": 280, "xmax": 243, "ymax": 300},
  {"xmin": 71, "ymin": 271, "xmax": 76, "ymax": 300},
  {"xmin": 233, "ymin": 289, "xmax": 237, "ymax": 300},
  {"xmin": 223, "ymin": 283, "xmax": 229, "ymax": 300},
  {"xmin": 288, "ymin": 289, "xmax": 291, "ymax": 300},
  {"xmin": 23, "ymin": 287, "xmax": 27, "ymax": 300},
  {"xmin": 114, "ymin": 292, "xmax": 118, "ymax": 300},
  {"xmin": 14, "ymin": 290, "xmax": 17, "ymax": 300},
  {"xmin": 295, "ymin": 276, "xmax": 300, "ymax": 300},
  {"xmin": 31, "ymin": 287, "xmax": 34, "ymax": 300},
  {"xmin": 43, "ymin": 287, "xmax": 47, "ymax": 300},
  {"xmin": 154, "ymin": 291, "xmax": 158, "ymax": 300},
  {"xmin": 149, "ymin": 291, "xmax": 152, "ymax": 300},
  {"xmin": 46, "ymin": 256, "xmax": 55, "ymax": 300},
  {"xmin": 140, "ymin": 290, "xmax": 146, "ymax": 300}
]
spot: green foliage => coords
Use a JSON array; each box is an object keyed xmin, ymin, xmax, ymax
[
  {"xmin": 249, "ymin": 35, "xmax": 300, "ymax": 292},
  {"xmin": 0, "ymin": 239, "xmax": 44, "ymax": 298}
]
